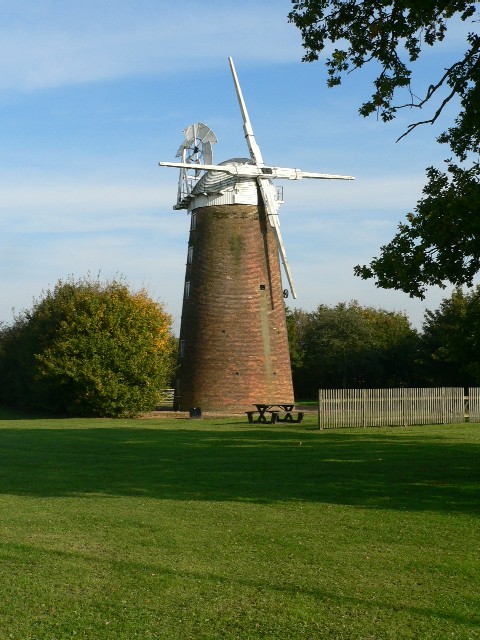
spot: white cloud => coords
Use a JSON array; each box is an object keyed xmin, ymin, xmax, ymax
[
  {"xmin": 0, "ymin": 1, "xmax": 300, "ymax": 93},
  {"xmin": 0, "ymin": 216, "xmax": 187, "ymax": 328},
  {"xmin": 0, "ymin": 177, "xmax": 189, "ymax": 234},
  {"xmin": 1, "ymin": 182, "xmax": 167, "ymax": 210}
]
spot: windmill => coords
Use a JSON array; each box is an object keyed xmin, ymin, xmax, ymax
[{"xmin": 160, "ymin": 58, "xmax": 354, "ymax": 412}]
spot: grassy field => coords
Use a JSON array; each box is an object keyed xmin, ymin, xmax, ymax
[{"xmin": 0, "ymin": 410, "xmax": 479, "ymax": 639}]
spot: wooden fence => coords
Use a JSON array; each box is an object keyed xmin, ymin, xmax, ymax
[
  {"xmin": 318, "ymin": 387, "xmax": 467, "ymax": 429},
  {"xmin": 468, "ymin": 387, "xmax": 480, "ymax": 423}
]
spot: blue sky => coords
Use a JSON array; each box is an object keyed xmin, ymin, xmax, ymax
[{"xmin": 0, "ymin": 1, "xmax": 473, "ymax": 331}]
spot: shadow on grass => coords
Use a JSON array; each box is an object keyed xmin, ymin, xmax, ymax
[
  {"xmin": 0, "ymin": 422, "xmax": 479, "ymax": 513},
  {"xmin": 0, "ymin": 407, "xmax": 48, "ymax": 420},
  {"xmin": 3, "ymin": 539, "xmax": 477, "ymax": 630}
]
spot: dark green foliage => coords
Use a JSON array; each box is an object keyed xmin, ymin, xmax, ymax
[
  {"xmin": 289, "ymin": 1, "xmax": 480, "ymax": 297},
  {"xmin": 419, "ymin": 286, "xmax": 480, "ymax": 385},
  {"xmin": 0, "ymin": 276, "xmax": 176, "ymax": 417},
  {"xmin": 286, "ymin": 302, "xmax": 420, "ymax": 398},
  {"xmin": 354, "ymin": 163, "xmax": 480, "ymax": 298},
  {"xmin": 289, "ymin": 1, "xmax": 478, "ymax": 123}
]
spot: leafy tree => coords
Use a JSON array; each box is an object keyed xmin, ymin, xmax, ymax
[
  {"xmin": 289, "ymin": 1, "xmax": 480, "ymax": 298},
  {"xmin": 286, "ymin": 302, "xmax": 420, "ymax": 398},
  {"xmin": 419, "ymin": 286, "xmax": 480, "ymax": 385},
  {"xmin": 0, "ymin": 276, "xmax": 176, "ymax": 417},
  {"xmin": 285, "ymin": 306, "xmax": 310, "ymax": 374}
]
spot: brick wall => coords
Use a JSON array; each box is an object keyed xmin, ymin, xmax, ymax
[{"xmin": 176, "ymin": 201, "xmax": 294, "ymax": 411}]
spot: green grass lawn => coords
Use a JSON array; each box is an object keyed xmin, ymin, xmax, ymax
[{"xmin": 0, "ymin": 410, "xmax": 479, "ymax": 639}]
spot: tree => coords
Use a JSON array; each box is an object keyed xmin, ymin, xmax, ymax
[
  {"xmin": 419, "ymin": 286, "xmax": 480, "ymax": 385},
  {"xmin": 289, "ymin": 1, "xmax": 480, "ymax": 298},
  {"xmin": 0, "ymin": 276, "xmax": 176, "ymax": 417},
  {"xmin": 286, "ymin": 302, "xmax": 419, "ymax": 398}
]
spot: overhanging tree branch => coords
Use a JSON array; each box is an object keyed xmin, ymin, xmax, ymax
[{"xmin": 290, "ymin": 1, "xmax": 480, "ymax": 297}]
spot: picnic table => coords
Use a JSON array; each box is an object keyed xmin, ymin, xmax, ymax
[{"xmin": 246, "ymin": 404, "xmax": 304, "ymax": 424}]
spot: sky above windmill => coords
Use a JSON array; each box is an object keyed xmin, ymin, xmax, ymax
[{"xmin": 0, "ymin": 1, "xmax": 473, "ymax": 331}]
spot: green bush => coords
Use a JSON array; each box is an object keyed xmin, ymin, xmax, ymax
[{"xmin": 0, "ymin": 276, "xmax": 176, "ymax": 417}]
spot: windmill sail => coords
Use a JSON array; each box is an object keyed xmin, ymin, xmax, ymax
[
  {"xmin": 229, "ymin": 58, "xmax": 264, "ymax": 167},
  {"xmin": 228, "ymin": 57, "xmax": 298, "ymax": 298},
  {"xmin": 158, "ymin": 58, "xmax": 354, "ymax": 296},
  {"xmin": 159, "ymin": 160, "xmax": 353, "ymax": 181}
]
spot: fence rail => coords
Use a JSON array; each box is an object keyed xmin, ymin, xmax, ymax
[
  {"xmin": 318, "ymin": 387, "xmax": 467, "ymax": 429},
  {"xmin": 157, "ymin": 388, "xmax": 175, "ymax": 408}
]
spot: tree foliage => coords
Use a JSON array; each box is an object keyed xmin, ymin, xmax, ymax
[
  {"xmin": 354, "ymin": 164, "xmax": 480, "ymax": 297},
  {"xmin": 286, "ymin": 302, "xmax": 419, "ymax": 398},
  {"xmin": 420, "ymin": 286, "xmax": 480, "ymax": 385},
  {"xmin": 0, "ymin": 276, "xmax": 176, "ymax": 417},
  {"xmin": 289, "ymin": 1, "xmax": 480, "ymax": 297}
]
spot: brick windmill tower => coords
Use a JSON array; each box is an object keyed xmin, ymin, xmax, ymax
[{"xmin": 160, "ymin": 59, "xmax": 353, "ymax": 412}]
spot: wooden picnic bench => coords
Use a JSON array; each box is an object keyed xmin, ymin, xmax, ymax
[
  {"xmin": 245, "ymin": 409, "xmax": 278, "ymax": 424},
  {"xmin": 246, "ymin": 404, "xmax": 304, "ymax": 424}
]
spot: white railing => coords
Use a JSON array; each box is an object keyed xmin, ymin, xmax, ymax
[{"xmin": 318, "ymin": 387, "xmax": 466, "ymax": 429}]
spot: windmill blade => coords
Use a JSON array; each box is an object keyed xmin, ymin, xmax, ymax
[
  {"xmin": 257, "ymin": 177, "xmax": 297, "ymax": 299},
  {"xmin": 160, "ymin": 160, "xmax": 354, "ymax": 181},
  {"xmin": 176, "ymin": 123, "xmax": 217, "ymax": 164},
  {"xmin": 294, "ymin": 170, "xmax": 354, "ymax": 181},
  {"xmin": 184, "ymin": 123, "xmax": 217, "ymax": 145},
  {"xmin": 229, "ymin": 57, "xmax": 264, "ymax": 167}
]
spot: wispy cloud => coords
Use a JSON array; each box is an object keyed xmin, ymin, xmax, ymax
[
  {"xmin": 0, "ymin": 1, "xmax": 300, "ymax": 93},
  {"xmin": 282, "ymin": 174, "xmax": 425, "ymax": 213},
  {"xmin": 0, "ymin": 177, "xmax": 188, "ymax": 234},
  {"xmin": 289, "ymin": 258, "xmax": 448, "ymax": 330},
  {"xmin": 1, "ymin": 182, "xmax": 168, "ymax": 210}
]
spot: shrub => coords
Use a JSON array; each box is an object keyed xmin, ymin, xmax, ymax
[{"xmin": 0, "ymin": 276, "xmax": 176, "ymax": 417}]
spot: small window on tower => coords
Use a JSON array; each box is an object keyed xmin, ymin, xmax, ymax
[
  {"xmin": 187, "ymin": 245, "xmax": 193, "ymax": 264},
  {"xmin": 184, "ymin": 281, "xmax": 190, "ymax": 299},
  {"xmin": 190, "ymin": 212, "xmax": 197, "ymax": 230},
  {"xmin": 180, "ymin": 340, "xmax": 185, "ymax": 358}
]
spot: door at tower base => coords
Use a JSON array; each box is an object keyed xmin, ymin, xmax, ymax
[{"xmin": 176, "ymin": 202, "xmax": 294, "ymax": 412}]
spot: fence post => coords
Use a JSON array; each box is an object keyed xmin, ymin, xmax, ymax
[
  {"xmin": 362, "ymin": 389, "xmax": 366, "ymax": 428},
  {"xmin": 318, "ymin": 389, "xmax": 322, "ymax": 430}
]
